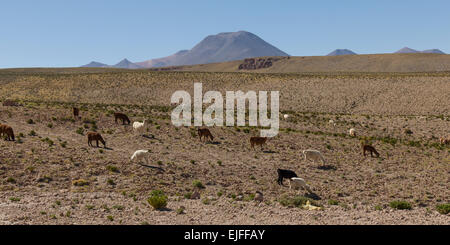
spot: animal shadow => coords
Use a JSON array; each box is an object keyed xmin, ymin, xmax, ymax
[
  {"xmin": 206, "ymin": 141, "xmax": 221, "ymax": 145},
  {"xmin": 137, "ymin": 163, "xmax": 165, "ymax": 172},
  {"xmin": 304, "ymin": 192, "xmax": 321, "ymax": 200},
  {"xmin": 317, "ymin": 164, "xmax": 337, "ymax": 171},
  {"xmin": 263, "ymin": 150, "xmax": 277, "ymax": 154}
]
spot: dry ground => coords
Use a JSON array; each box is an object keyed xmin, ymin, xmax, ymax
[{"xmin": 0, "ymin": 70, "xmax": 448, "ymax": 224}]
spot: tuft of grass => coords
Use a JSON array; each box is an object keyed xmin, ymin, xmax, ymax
[
  {"xmin": 28, "ymin": 130, "xmax": 37, "ymax": 136},
  {"xmin": 147, "ymin": 190, "xmax": 168, "ymax": 210},
  {"xmin": 6, "ymin": 177, "xmax": 16, "ymax": 183},
  {"xmin": 328, "ymin": 199, "xmax": 339, "ymax": 205},
  {"xmin": 106, "ymin": 165, "xmax": 119, "ymax": 173},
  {"xmin": 72, "ymin": 179, "xmax": 89, "ymax": 186},
  {"xmin": 192, "ymin": 180, "xmax": 204, "ymax": 189},
  {"xmin": 9, "ymin": 197, "xmax": 21, "ymax": 202},
  {"xmin": 279, "ymin": 195, "xmax": 319, "ymax": 208},
  {"xmin": 389, "ymin": 200, "xmax": 412, "ymax": 210},
  {"xmin": 436, "ymin": 204, "xmax": 450, "ymax": 215}
]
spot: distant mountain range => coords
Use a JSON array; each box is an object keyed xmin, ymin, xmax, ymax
[
  {"xmin": 395, "ymin": 47, "xmax": 445, "ymax": 54},
  {"xmin": 81, "ymin": 31, "xmax": 447, "ymax": 69},
  {"xmin": 81, "ymin": 59, "xmax": 143, "ymax": 69}
]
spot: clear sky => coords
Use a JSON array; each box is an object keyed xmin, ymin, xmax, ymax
[{"xmin": 1, "ymin": 0, "xmax": 450, "ymax": 68}]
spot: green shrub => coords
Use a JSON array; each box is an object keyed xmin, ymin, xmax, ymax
[
  {"xmin": 328, "ymin": 199, "xmax": 339, "ymax": 205},
  {"xmin": 436, "ymin": 204, "xmax": 450, "ymax": 215},
  {"xmin": 192, "ymin": 180, "xmax": 204, "ymax": 189},
  {"xmin": 147, "ymin": 190, "xmax": 168, "ymax": 210},
  {"xmin": 389, "ymin": 200, "xmax": 412, "ymax": 210}
]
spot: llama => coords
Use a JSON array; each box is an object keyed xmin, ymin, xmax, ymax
[
  {"xmin": 87, "ymin": 132, "xmax": 106, "ymax": 148},
  {"xmin": 73, "ymin": 107, "xmax": 80, "ymax": 119},
  {"xmin": 114, "ymin": 112, "xmax": 130, "ymax": 125},
  {"xmin": 250, "ymin": 136, "xmax": 268, "ymax": 150},
  {"xmin": 362, "ymin": 144, "xmax": 380, "ymax": 158},
  {"xmin": 302, "ymin": 149, "xmax": 326, "ymax": 165},
  {"xmin": 440, "ymin": 137, "xmax": 450, "ymax": 145},
  {"xmin": 197, "ymin": 128, "xmax": 214, "ymax": 142},
  {"xmin": 133, "ymin": 119, "xmax": 147, "ymax": 135},
  {"xmin": 329, "ymin": 119, "xmax": 336, "ymax": 127},
  {"xmin": 349, "ymin": 128, "xmax": 356, "ymax": 137},
  {"xmin": 130, "ymin": 150, "xmax": 150, "ymax": 164},
  {"xmin": 0, "ymin": 124, "xmax": 14, "ymax": 141},
  {"xmin": 289, "ymin": 177, "xmax": 313, "ymax": 193},
  {"xmin": 277, "ymin": 169, "xmax": 298, "ymax": 186}
]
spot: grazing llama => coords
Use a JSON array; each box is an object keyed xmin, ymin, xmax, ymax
[
  {"xmin": 133, "ymin": 119, "xmax": 147, "ymax": 135},
  {"xmin": 73, "ymin": 107, "xmax": 80, "ymax": 119},
  {"xmin": 349, "ymin": 128, "xmax": 356, "ymax": 137},
  {"xmin": 289, "ymin": 177, "xmax": 313, "ymax": 193},
  {"xmin": 197, "ymin": 128, "xmax": 214, "ymax": 142},
  {"xmin": 130, "ymin": 150, "xmax": 150, "ymax": 164},
  {"xmin": 114, "ymin": 112, "xmax": 130, "ymax": 125},
  {"xmin": 362, "ymin": 143, "xmax": 380, "ymax": 157},
  {"xmin": 440, "ymin": 137, "xmax": 449, "ymax": 145},
  {"xmin": 250, "ymin": 136, "xmax": 268, "ymax": 150},
  {"xmin": 0, "ymin": 124, "xmax": 14, "ymax": 141},
  {"xmin": 302, "ymin": 149, "xmax": 326, "ymax": 165},
  {"xmin": 87, "ymin": 132, "xmax": 106, "ymax": 148},
  {"xmin": 277, "ymin": 169, "xmax": 298, "ymax": 186}
]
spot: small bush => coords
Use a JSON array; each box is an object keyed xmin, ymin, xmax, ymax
[
  {"xmin": 436, "ymin": 204, "xmax": 450, "ymax": 215},
  {"xmin": 328, "ymin": 199, "xmax": 339, "ymax": 205},
  {"xmin": 106, "ymin": 165, "xmax": 119, "ymax": 173},
  {"xmin": 389, "ymin": 200, "xmax": 412, "ymax": 210},
  {"xmin": 147, "ymin": 190, "xmax": 168, "ymax": 210},
  {"xmin": 27, "ymin": 119, "xmax": 35, "ymax": 124},
  {"xmin": 28, "ymin": 130, "xmax": 37, "ymax": 136},
  {"xmin": 192, "ymin": 180, "xmax": 204, "ymax": 189},
  {"xmin": 72, "ymin": 179, "xmax": 89, "ymax": 186}
]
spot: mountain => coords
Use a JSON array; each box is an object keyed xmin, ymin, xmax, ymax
[
  {"xmin": 111, "ymin": 59, "xmax": 143, "ymax": 69},
  {"xmin": 395, "ymin": 47, "xmax": 446, "ymax": 54},
  {"xmin": 136, "ymin": 31, "xmax": 289, "ymax": 68},
  {"xmin": 81, "ymin": 61, "xmax": 109, "ymax": 68},
  {"xmin": 395, "ymin": 47, "xmax": 420, "ymax": 53},
  {"xmin": 326, "ymin": 49, "xmax": 357, "ymax": 56},
  {"xmin": 421, "ymin": 49, "xmax": 446, "ymax": 54}
]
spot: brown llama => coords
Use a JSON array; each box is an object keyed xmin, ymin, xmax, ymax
[
  {"xmin": 362, "ymin": 143, "xmax": 380, "ymax": 158},
  {"xmin": 73, "ymin": 107, "xmax": 80, "ymax": 119},
  {"xmin": 198, "ymin": 128, "xmax": 214, "ymax": 142},
  {"xmin": 440, "ymin": 137, "xmax": 449, "ymax": 145},
  {"xmin": 250, "ymin": 136, "xmax": 268, "ymax": 150},
  {"xmin": 0, "ymin": 124, "xmax": 15, "ymax": 141},
  {"xmin": 114, "ymin": 112, "xmax": 130, "ymax": 125},
  {"xmin": 87, "ymin": 132, "xmax": 106, "ymax": 148}
]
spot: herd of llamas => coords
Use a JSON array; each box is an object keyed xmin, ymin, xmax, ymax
[{"xmin": 1, "ymin": 105, "xmax": 448, "ymax": 198}]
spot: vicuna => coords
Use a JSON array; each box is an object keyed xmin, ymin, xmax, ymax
[{"xmin": 87, "ymin": 132, "xmax": 106, "ymax": 148}]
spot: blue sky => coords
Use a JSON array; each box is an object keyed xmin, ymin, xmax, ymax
[{"xmin": 1, "ymin": 0, "xmax": 450, "ymax": 68}]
